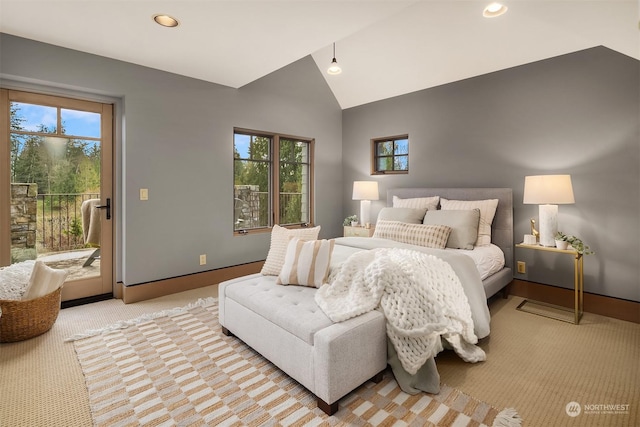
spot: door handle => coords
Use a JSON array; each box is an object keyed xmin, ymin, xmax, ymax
[{"xmin": 95, "ymin": 198, "xmax": 111, "ymax": 220}]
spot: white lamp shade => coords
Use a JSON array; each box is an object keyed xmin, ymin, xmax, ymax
[
  {"xmin": 523, "ymin": 175, "xmax": 575, "ymax": 205},
  {"xmin": 352, "ymin": 181, "xmax": 379, "ymax": 201},
  {"xmin": 524, "ymin": 174, "xmax": 574, "ymax": 247}
]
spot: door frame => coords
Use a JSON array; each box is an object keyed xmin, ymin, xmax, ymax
[{"xmin": 1, "ymin": 88, "xmax": 115, "ymax": 300}]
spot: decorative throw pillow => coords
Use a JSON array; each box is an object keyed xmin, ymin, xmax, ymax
[
  {"xmin": 392, "ymin": 195, "xmax": 440, "ymax": 211},
  {"xmin": 439, "ymin": 198, "xmax": 498, "ymax": 246},
  {"xmin": 276, "ymin": 238, "xmax": 335, "ymax": 288},
  {"xmin": 423, "ymin": 208, "xmax": 480, "ymax": 250},
  {"xmin": 22, "ymin": 260, "xmax": 68, "ymax": 301},
  {"xmin": 373, "ymin": 220, "xmax": 451, "ymax": 249},
  {"xmin": 376, "ymin": 207, "xmax": 427, "ymax": 224},
  {"xmin": 261, "ymin": 224, "xmax": 321, "ymax": 276}
]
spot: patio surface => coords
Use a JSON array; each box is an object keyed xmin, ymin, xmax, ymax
[{"xmin": 38, "ymin": 249, "xmax": 100, "ymax": 281}]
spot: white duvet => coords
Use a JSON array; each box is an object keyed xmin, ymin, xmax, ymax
[
  {"xmin": 316, "ymin": 247, "xmax": 486, "ymax": 375},
  {"xmin": 329, "ymin": 237, "xmax": 492, "ymax": 340},
  {"xmin": 333, "ymin": 237, "xmax": 504, "ymax": 280}
]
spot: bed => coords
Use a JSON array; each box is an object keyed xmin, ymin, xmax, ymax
[
  {"xmin": 366, "ymin": 187, "xmax": 511, "ymax": 299},
  {"xmin": 218, "ymin": 187, "xmax": 513, "ymax": 414}
]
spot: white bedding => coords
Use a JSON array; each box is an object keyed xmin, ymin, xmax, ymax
[
  {"xmin": 330, "ymin": 237, "xmax": 492, "ymax": 340},
  {"xmin": 332, "ymin": 237, "xmax": 505, "ymax": 280},
  {"xmin": 447, "ymin": 243, "xmax": 505, "ymax": 280},
  {"xmin": 324, "ymin": 237, "xmax": 493, "ymax": 394},
  {"xmin": 317, "ymin": 247, "xmax": 487, "ymax": 375}
]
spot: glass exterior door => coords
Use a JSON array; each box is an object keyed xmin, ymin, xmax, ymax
[{"xmin": 1, "ymin": 89, "xmax": 113, "ymax": 301}]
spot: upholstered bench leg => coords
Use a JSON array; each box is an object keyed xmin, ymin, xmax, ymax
[
  {"xmin": 221, "ymin": 326, "xmax": 233, "ymax": 337},
  {"xmin": 317, "ymin": 397, "xmax": 339, "ymax": 416},
  {"xmin": 316, "ymin": 370, "xmax": 386, "ymax": 416},
  {"xmin": 371, "ymin": 370, "xmax": 384, "ymax": 383}
]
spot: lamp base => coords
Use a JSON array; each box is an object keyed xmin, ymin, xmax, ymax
[
  {"xmin": 360, "ymin": 200, "xmax": 371, "ymax": 227},
  {"xmin": 539, "ymin": 204, "xmax": 558, "ymax": 247}
]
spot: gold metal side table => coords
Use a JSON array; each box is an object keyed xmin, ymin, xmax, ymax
[{"xmin": 515, "ymin": 243, "xmax": 584, "ymax": 324}]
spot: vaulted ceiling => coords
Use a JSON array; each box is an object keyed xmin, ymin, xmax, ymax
[{"xmin": 0, "ymin": 1, "xmax": 637, "ymax": 109}]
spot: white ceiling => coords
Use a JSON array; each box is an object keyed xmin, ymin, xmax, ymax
[{"xmin": 0, "ymin": 1, "xmax": 637, "ymax": 109}]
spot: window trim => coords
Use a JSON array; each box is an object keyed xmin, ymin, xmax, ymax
[
  {"xmin": 233, "ymin": 127, "xmax": 314, "ymax": 235},
  {"xmin": 371, "ymin": 134, "xmax": 409, "ymax": 175}
]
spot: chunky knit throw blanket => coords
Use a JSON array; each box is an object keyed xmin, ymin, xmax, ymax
[{"xmin": 315, "ymin": 248, "xmax": 485, "ymax": 375}]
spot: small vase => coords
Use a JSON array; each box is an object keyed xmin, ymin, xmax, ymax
[
  {"xmin": 555, "ymin": 240, "xmax": 569, "ymax": 250},
  {"xmin": 351, "ymin": 221, "xmax": 358, "ymax": 227}
]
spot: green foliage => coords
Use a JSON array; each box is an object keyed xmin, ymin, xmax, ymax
[
  {"xmin": 234, "ymin": 134, "xmax": 309, "ymax": 227},
  {"xmin": 555, "ymin": 231, "xmax": 594, "ymax": 255},
  {"xmin": 65, "ymin": 217, "xmax": 84, "ymax": 238},
  {"xmin": 279, "ymin": 139, "xmax": 308, "ymax": 224},
  {"xmin": 10, "ymin": 104, "xmax": 101, "ymax": 195},
  {"xmin": 555, "ymin": 231, "xmax": 568, "ymax": 241},
  {"xmin": 343, "ymin": 214, "xmax": 358, "ymax": 226},
  {"xmin": 374, "ymin": 138, "xmax": 409, "ymax": 172}
]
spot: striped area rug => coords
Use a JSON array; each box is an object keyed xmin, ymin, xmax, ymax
[{"xmin": 71, "ymin": 299, "xmax": 520, "ymax": 426}]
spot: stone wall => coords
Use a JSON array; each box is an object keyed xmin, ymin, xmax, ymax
[
  {"xmin": 234, "ymin": 185, "xmax": 261, "ymax": 229},
  {"xmin": 11, "ymin": 183, "xmax": 37, "ymax": 262}
]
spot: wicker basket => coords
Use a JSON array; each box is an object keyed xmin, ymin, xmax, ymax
[{"xmin": 0, "ymin": 287, "xmax": 62, "ymax": 343}]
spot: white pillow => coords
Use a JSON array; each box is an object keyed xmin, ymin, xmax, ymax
[
  {"xmin": 376, "ymin": 207, "xmax": 427, "ymax": 224},
  {"xmin": 261, "ymin": 224, "xmax": 321, "ymax": 276},
  {"xmin": 373, "ymin": 220, "xmax": 451, "ymax": 249},
  {"xmin": 423, "ymin": 209, "xmax": 480, "ymax": 250},
  {"xmin": 392, "ymin": 195, "xmax": 440, "ymax": 211},
  {"xmin": 439, "ymin": 198, "xmax": 498, "ymax": 247},
  {"xmin": 22, "ymin": 260, "xmax": 67, "ymax": 300},
  {"xmin": 276, "ymin": 238, "xmax": 335, "ymax": 288}
]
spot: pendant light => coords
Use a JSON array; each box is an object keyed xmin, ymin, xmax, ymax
[{"xmin": 327, "ymin": 43, "xmax": 342, "ymax": 75}]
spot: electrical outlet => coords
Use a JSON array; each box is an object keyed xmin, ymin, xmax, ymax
[
  {"xmin": 199, "ymin": 254, "xmax": 206, "ymax": 265},
  {"xmin": 517, "ymin": 261, "xmax": 526, "ymax": 274}
]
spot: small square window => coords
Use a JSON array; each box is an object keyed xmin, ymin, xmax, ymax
[{"xmin": 372, "ymin": 135, "xmax": 409, "ymax": 175}]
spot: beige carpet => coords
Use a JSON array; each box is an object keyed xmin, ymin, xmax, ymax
[
  {"xmin": 70, "ymin": 299, "xmax": 517, "ymax": 426},
  {"xmin": 1, "ymin": 286, "xmax": 638, "ymax": 426}
]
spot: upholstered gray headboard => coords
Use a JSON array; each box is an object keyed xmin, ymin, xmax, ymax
[{"xmin": 387, "ymin": 188, "xmax": 514, "ymax": 271}]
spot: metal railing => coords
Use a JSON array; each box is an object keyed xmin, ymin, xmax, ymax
[{"xmin": 37, "ymin": 193, "xmax": 100, "ymax": 253}]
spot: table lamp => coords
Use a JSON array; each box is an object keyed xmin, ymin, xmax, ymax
[
  {"xmin": 523, "ymin": 175, "xmax": 575, "ymax": 247},
  {"xmin": 352, "ymin": 181, "xmax": 379, "ymax": 226}
]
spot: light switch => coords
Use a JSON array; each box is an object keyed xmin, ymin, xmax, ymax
[{"xmin": 140, "ymin": 188, "xmax": 149, "ymax": 200}]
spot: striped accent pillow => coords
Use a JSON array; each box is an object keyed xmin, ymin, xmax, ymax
[
  {"xmin": 277, "ymin": 238, "xmax": 335, "ymax": 287},
  {"xmin": 440, "ymin": 198, "xmax": 498, "ymax": 246},
  {"xmin": 392, "ymin": 195, "xmax": 440, "ymax": 211},
  {"xmin": 373, "ymin": 220, "xmax": 451, "ymax": 249},
  {"xmin": 261, "ymin": 225, "xmax": 321, "ymax": 276}
]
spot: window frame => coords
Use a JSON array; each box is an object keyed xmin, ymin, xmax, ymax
[
  {"xmin": 233, "ymin": 127, "xmax": 314, "ymax": 235},
  {"xmin": 371, "ymin": 134, "xmax": 409, "ymax": 175}
]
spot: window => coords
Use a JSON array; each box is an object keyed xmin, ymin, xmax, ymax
[
  {"xmin": 233, "ymin": 129, "xmax": 313, "ymax": 232},
  {"xmin": 372, "ymin": 135, "xmax": 409, "ymax": 174}
]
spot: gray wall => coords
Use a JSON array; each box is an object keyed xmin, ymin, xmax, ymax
[
  {"xmin": 2, "ymin": 34, "xmax": 638, "ymax": 302},
  {"xmin": 1, "ymin": 34, "xmax": 343, "ymax": 286},
  {"xmin": 343, "ymin": 47, "xmax": 639, "ymax": 302}
]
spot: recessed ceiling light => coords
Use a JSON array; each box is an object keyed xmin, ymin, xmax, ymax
[
  {"xmin": 153, "ymin": 14, "xmax": 179, "ymax": 28},
  {"xmin": 483, "ymin": 2, "xmax": 508, "ymax": 18}
]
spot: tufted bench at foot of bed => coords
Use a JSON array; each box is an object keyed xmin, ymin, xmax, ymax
[{"xmin": 218, "ymin": 273, "xmax": 388, "ymax": 416}]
